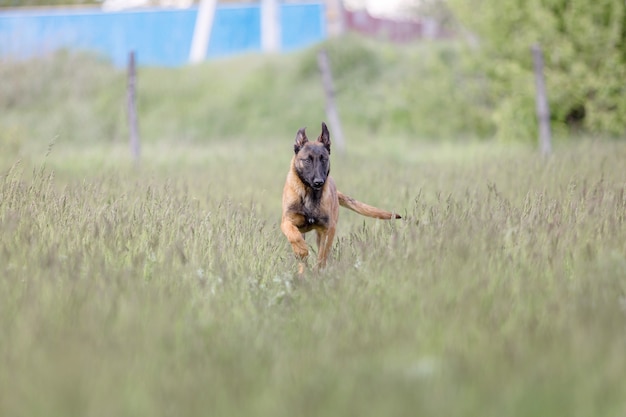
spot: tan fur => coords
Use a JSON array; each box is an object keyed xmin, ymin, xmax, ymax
[
  {"xmin": 337, "ymin": 191, "xmax": 399, "ymax": 219},
  {"xmin": 281, "ymin": 123, "xmax": 400, "ymax": 273}
]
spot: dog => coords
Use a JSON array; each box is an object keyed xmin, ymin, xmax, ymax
[{"xmin": 281, "ymin": 122, "xmax": 401, "ymax": 273}]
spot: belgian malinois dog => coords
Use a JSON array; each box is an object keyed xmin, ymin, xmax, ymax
[{"xmin": 281, "ymin": 122, "xmax": 401, "ymax": 273}]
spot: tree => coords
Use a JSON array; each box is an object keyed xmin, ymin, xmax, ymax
[{"xmin": 447, "ymin": 0, "xmax": 626, "ymax": 139}]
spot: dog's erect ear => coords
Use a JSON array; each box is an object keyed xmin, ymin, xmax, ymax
[
  {"xmin": 294, "ymin": 127, "xmax": 308, "ymax": 154},
  {"xmin": 318, "ymin": 122, "xmax": 331, "ymax": 154}
]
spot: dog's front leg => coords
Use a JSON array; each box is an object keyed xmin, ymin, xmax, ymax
[
  {"xmin": 316, "ymin": 226, "xmax": 336, "ymax": 269},
  {"xmin": 281, "ymin": 219, "xmax": 308, "ymax": 273}
]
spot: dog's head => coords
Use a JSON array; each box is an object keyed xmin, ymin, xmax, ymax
[{"xmin": 293, "ymin": 122, "xmax": 331, "ymax": 191}]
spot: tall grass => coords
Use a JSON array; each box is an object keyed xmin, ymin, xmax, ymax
[
  {"xmin": 1, "ymin": 38, "xmax": 625, "ymax": 416},
  {"xmin": 1, "ymin": 136, "xmax": 625, "ymax": 416}
]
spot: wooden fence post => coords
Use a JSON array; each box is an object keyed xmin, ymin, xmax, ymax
[
  {"xmin": 127, "ymin": 51, "xmax": 140, "ymax": 167},
  {"xmin": 317, "ymin": 49, "xmax": 346, "ymax": 155},
  {"xmin": 531, "ymin": 44, "xmax": 552, "ymax": 157}
]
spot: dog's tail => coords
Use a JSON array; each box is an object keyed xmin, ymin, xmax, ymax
[{"xmin": 338, "ymin": 191, "xmax": 401, "ymax": 219}]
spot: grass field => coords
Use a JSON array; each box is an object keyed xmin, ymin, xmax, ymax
[
  {"xmin": 1, "ymin": 46, "xmax": 626, "ymax": 416},
  {"xmin": 1, "ymin": 136, "xmax": 625, "ymax": 417}
]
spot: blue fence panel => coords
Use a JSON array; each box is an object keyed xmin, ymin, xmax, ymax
[
  {"xmin": 0, "ymin": 7, "xmax": 197, "ymax": 66},
  {"xmin": 207, "ymin": 5, "xmax": 261, "ymax": 58},
  {"xmin": 0, "ymin": 2, "xmax": 326, "ymax": 67},
  {"xmin": 280, "ymin": 2, "xmax": 325, "ymax": 51},
  {"xmin": 117, "ymin": 9, "xmax": 197, "ymax": 66}
]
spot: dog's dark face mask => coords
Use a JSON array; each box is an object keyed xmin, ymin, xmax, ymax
[{"xmin": 293, "ymin": 123, "xmax": 331, "ymax": 191}]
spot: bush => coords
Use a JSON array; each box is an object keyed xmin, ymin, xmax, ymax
[
  {"xmin": 319, "ymin": 35, "xmax": 493, "ymax": 140},
  {"xmin": 1, "ymin": 39, "xmax": 497, "ymax": 144},
  {"xmin": 449, "ymin": 0, "xmax": 626, "ymax": 140},
  {"xmin": 0, "ymin": 51, "xmax": 125, "ymax": 145}
]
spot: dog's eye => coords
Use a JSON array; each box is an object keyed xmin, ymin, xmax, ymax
[{"xmin": 300, "ymin": 158, "xmax": 311, "ymax": 164}]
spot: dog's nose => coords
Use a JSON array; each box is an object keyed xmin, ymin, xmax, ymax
[{"xmin": 313, "ymin": 180, "xmax": 324, "ymax": 188}]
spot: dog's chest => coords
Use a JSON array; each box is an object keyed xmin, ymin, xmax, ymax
[{"xmin": 293, "ymin": 196, "xmax": 329, "ymax": 231}]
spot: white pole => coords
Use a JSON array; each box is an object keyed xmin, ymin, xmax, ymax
[
  {"xmin": 261, "ymin": 0, "xmax": 280, "ymax": 53},
  {"xmin": 326, "ymin": 0, "xmax": 345, "ymax": 37},
  {"xmin": 189, "ymin": 0, "xmax": 217, "ymax": 64}
]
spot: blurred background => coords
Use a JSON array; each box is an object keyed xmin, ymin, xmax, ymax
[{"xmin": 0, "ymin": 0, "xmax": 625, "ymax": 155}]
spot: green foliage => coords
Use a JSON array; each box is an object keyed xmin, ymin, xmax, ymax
[
  {"xmin": 138, "ymin": 36, "xmax": 494, "ymax": 142},
  {"xmin": 0, "ymin": 51, "xmax": 126, "ymax": 151},
  {"xmin": 1, "ymin": 138, "xmax": 626, "ymax": 416},
  {"xmin": 321, "ymin": 36, "xmax": 492, "ymax": 139},
  {"xmin": 0, "ymin": 38, "xmax": 496, "ymax": 148},
  {"xmin": 448, "ymin": 0, "xmax": 626, "ymax": 140}
]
